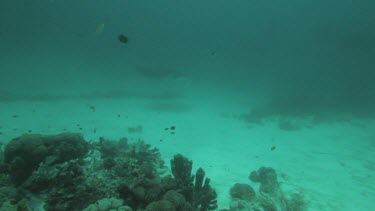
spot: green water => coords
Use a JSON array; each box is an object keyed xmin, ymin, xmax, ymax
[
  {"xmin": 0, "ymin": 0, "xmax": 374, "ymax": 210},
  {"xmin": 1, "ymin": 0, "xmax": 374, "ymax": 113}
]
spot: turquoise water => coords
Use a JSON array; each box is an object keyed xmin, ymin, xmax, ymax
[{"xmin": 0, "ymin": 0, "xmax": 374, "ymax": 210}]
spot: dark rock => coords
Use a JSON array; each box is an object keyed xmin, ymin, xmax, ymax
[{"xmin": 230, "ymin": 183, "xmax": 256, "ymax": 201}]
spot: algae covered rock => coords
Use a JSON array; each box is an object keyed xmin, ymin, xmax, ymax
[
  {"xmin": 227, "ymin": 167, "xmax": 306, "ymax": 211},
  {"xmin": 249, "ymin": 167, "xmax": 279, "ymax": 195}
]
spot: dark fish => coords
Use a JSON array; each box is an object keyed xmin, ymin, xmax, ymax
[{"xmin": 118, "ymin": 34, "xmax": 128, "ymax": 44}]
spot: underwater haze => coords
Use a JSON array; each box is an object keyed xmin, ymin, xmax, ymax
[
  {"xmin": 1, "ymin": 0, "xmax": 375, "ymax": 210},
  {"xmin": 1, "ymin": 0, "xmax": 375, "ymax": 115}
]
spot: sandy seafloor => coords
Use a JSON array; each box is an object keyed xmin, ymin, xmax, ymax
[{"xmin": 0, "ymin": 93, "xmax": 374, "ymax": 211}]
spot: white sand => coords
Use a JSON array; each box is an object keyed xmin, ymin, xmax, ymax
[{"xmin": 1, "ymin": 96, "xmax": 374, "ymax": 210}]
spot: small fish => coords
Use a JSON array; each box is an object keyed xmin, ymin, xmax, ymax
[{"xmin": 118, "ymin": 34, "xmax": 128, "ymax": 44}]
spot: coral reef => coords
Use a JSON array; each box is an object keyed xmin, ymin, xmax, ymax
[
  {"xmin": 0, "ymin": 132, "xmax": 306, "ymax": 211},
  {"xmin": 3, "ymin": 133, "xmax": 89, "ymax": 185},
  {"xmin": 0, "ymin": 133, "xmax": 219, "ymax": 211}
]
